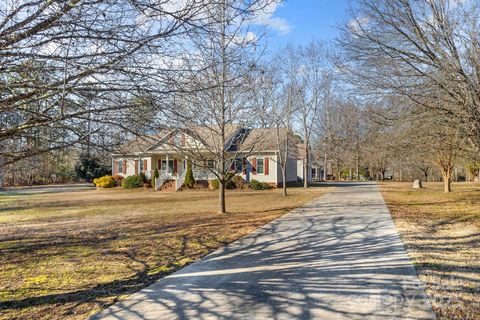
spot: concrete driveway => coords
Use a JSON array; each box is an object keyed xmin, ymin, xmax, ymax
[{"xmin": 92, "ymin": 183, "xmax": 435, "ymax": 320}]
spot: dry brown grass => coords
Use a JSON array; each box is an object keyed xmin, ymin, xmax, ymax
[
  {"xmin": 0, "ymin": 186, "xmax": 327, "ymax": 320},
  {"xmin": 380, "ymin": 182, "xmax": 480, "ymax": 320}
]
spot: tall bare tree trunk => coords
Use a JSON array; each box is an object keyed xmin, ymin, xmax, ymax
[
  {"xmin": 442, "ymin": 168, "xmax": 452, "ymax": 193},
  {"xmin": 0, "ymin": 155, "xmax": 3, "ymax": 190},
  {"xmin": 219, "ymin": 180, "xmax": 226, "ymax": 213},
  {"xmin": 324, "ymin": 152, "xmax": 328, "ymax": 180},
  {"xmin": 304, "ymin": 147, "xmax": 309, "ymax": 188},
  {"xmin": 282, "ymin": 168, "xmax": 287, "ymax": 196}
]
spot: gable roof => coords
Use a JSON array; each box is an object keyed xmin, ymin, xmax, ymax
[
  {"xmin": 114, "ymin": 130, "xmax": 171, "ymax": 155},
  {"xmin": 114, "ymin": 126, "xmax": 303, "ymax": 156}
]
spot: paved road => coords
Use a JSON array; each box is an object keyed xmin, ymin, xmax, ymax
[
  {"xmin": 93, "ymin": 183, "xmax": 435, "ymax": 320},
  {"xmin": 1, "ymin": 183, "xmax": 95, "ymax": 195}
]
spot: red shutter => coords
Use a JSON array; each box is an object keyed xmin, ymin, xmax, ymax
[
  {"xmin": 123, "ymin": 160, "xmax": 127, "ymax": 174},
  {"xmin": 158, "ymin": 159, "xmax": 162, "ymax": 170},
  {"xmin": 242, "ymin": 158, "xmax": 247, "ymax": 175},
  {"xmin": 173, "ymin": 159, "xmax": 178, "ymax": 174},
  {"xmin": 181, "ymin": 133, "xmax": 185, "ymax": 146},
  {"xmin": 252, "ymin": 158, "xmax": 257, "ymax": 175},
  {"xmin": 143, "ymin": 159, "xmax": 147, "ymax": 172},
  {"xmin": 134, "ymin": 160, "xmax": 138, "ymax": 175},
  {"xmin": 113, "ymin": 161, "xmax": 118, "ymax": 175},
  {"xmin": 230, "ymin": 160, "xmax": 235, "ymax": 171},
  {"xmin": 265, "ymin": 157, "xmax": 269, "ymax": 175}
]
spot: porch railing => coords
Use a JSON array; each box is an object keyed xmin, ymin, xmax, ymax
[
  {"xmin": 155, "ymin": 171, "xmax": 170, "ymax": 191},
  {"xmin": 175, "ymin": 170, "xmax": 187, "ymax": 191}
]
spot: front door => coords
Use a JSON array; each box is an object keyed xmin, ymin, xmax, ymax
[{"xmin": 161, "ymin": 159, "xmax": 174, "ymax": 174}]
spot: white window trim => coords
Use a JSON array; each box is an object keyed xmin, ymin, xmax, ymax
[
  {"xmin": 117, "ymin": 160, "xmax": 123, "ymax": 174},
  {"xmin": 207, "ymin": 160, "xmax": 215, "ymax": 170},
  {"xmin": 256, "ymin": 157, "xmax": 265, "ymax": 175}
]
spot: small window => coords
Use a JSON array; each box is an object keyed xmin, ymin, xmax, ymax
[
  {"xmin": 117, "ymin": 160, "xmax": 123, "ymax": 174},
  {"xmin": 234, "ymin": 158, "xmax": 242, "ymax": 172},
  {"xmin": 257, "ymin": 158, "xmax": 264, "ymax": 174},
  {"xmin": 207, "ymin": 160, "xmax": 215, "ymax": 169},
  {"xmin": 139, "ymin": 159, "xmax": 147, "ymax": 172},
  {"xmin": 174, "ymin": 135, "xmax": 180, "ymax": 145}
]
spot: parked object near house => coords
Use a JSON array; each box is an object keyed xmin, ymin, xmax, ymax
[{"xmin": 111, "ymin": 127, "xmax": 313, "ymax": 191}]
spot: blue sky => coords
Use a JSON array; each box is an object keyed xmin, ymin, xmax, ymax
[{"xmin": 260, "ymin": 0, "xmax": 352, "ymax": 53}]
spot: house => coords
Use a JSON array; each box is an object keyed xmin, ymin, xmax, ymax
[{"xmin": 111, "ymin": 126, "xmax": 312, "ymax": 191}]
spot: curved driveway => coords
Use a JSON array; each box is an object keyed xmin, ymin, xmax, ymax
[{"xmin": 93, "ymin": 183, "xmax": 435, "ymax": 320}]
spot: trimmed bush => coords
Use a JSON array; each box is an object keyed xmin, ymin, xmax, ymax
[
  {"xmin": 184, "ymin": 162, "xmax": 195, "ymax": 189},
  {"xmin": 122, "ymin": 175, "xmax": 144, "ymax": 189},
  {"xmin": 249, "ymin": 179, "xmax": 272, "ymax": 190},
  {"xmin": 210, "ymin": 178, "xmax": 236, "ymax": 190},
  {"xmin": 210, "ymin": 178, "xmax": 219, "ymax": 190},
  {"xmin": 231, "ymin": 175, "xmax": 246, "ymax": 189},
  {"xmin": 151, "ymin": 168, "xmax": 159, "ymax": 188},
  {"xmin": 139, "ymin": 172, "xmax": 147, "ymax": 183},
  {"xmin": 112, "ymin": 175, "xmax": 124, "ymax": 187},
  {"xmin": 93, "ymin": 175, "xmax": 115, "ymax": 188}
]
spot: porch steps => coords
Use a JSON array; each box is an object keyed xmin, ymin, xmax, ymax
[{"xmin": 158, "ymin": 179, "xmax": 176, "ymax": 192}]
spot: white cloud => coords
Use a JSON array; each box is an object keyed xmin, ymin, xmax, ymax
[
  {"xmin": 348, "ymin": 16, "xmax": 370, "ymax": 34},
  {"xmin": 253, "ymin": 1, "xmax": 291, "ymax": 35}
]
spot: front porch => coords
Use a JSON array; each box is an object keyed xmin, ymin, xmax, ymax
[{"xmin": 147, "ymin": 155, "xmax": 216, "ymax": 191}]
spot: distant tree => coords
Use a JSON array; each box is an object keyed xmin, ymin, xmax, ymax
[
  {"xmin": 280, "ymin": 41, "xmax": 332, "ymax": 188},
  {"xmin": 74, "ymin": 154, "xmax": 110, "ymax": 182}
]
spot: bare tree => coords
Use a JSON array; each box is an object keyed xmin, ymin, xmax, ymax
[
  {"xmin": 165, "ymin": 0, "xmax": 273, "ymax": 213},
  {"xmin": 0, "ymin": 0, "xmax": 216, "ymax": 186},
  {"xmin": 273, "ymin": 83, "xmax": 298, "ymax": 196},
  {"xmin": 280, "ymin": 41, "xmax": 332, "ymax": 187},
  {"xmin": 338, "ymin": 0, "xmax": 480, "ymax": 151}
]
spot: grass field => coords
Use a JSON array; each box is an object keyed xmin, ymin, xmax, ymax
[
  {"xmin": 0, "ymin": 186, "xmax": 328, "ymax": 320},
  {"xmin": 381, "ymin": 182, "xmax": 480, "ymax": 320}
]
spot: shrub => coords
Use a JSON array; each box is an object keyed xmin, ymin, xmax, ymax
[
  {"xmin": 249, "ymin": 179, "xmax": 272, "ymax": 190},
  {"xmin": 231, "ymin": 175, "xmax": 246, "ymax": 189},
  {"xmin": 93, "ymin": 175, "xmax": 115, "ymax": 188},
  {"xmin": 139, "ymin": 172, "xmax": 147, "ymax": 183},
  {"xmin": 210, "ymin": 178, "xmax": 236, "ymax": 190},
  {"xmin": 122, "ymin": 175, "xmax": 144, "ymax": 189},
  {"xmin": 112, "ymin": 175, "xmax": 124, "ymax": 187},
  {"xmin": 151, "ymin": 168, "xmax": 159, "ymax": 188},
  {"xmin": 75, "ymin": 153, "xmax": 110, "ymax": 182},
  {"xmin": 225, "ymin": 179, "xmax": 236, "ymax": 189},
  {"xmin": 184, "ymin": 162, "xmax": 195, "ymax": 189},
  {"xmin": 210, "ymin": 178, "xmax": 219, "ymax": 190}
]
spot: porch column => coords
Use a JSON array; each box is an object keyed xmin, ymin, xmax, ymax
[{"xmin": 166, "ymin": 154, "xmax": 169, "ymax": 176}]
